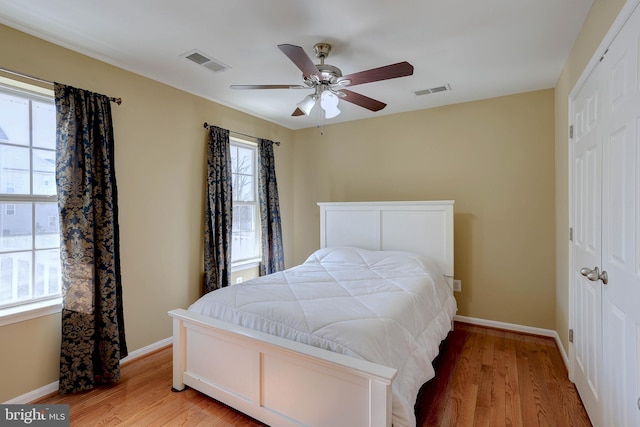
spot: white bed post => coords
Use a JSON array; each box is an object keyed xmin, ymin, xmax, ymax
[
  {"xmin": 171, "ymin": 311, "xmax": 186, "ymax": 392},
  {"xmin": 370, "ymin": 379, "xmax": 393, "ymax": 427}
]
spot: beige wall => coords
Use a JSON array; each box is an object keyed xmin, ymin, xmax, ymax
[
  {"xmin": 0, "ymin": 24, "xmax": 295, "ymax": 402},
  {"xmin": 292, "ymin": 89, "xmax": 556, "ymax": 329},
  {"xmin": 554, "ymin": 0, "xmax": 627, "ymax": 352}
]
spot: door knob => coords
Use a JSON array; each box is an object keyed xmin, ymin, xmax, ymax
[
  {"xmin": 580, "ymin": 266, "xmax": 608, "ymax": 285},
  {"xmin": 580, "ymin": 266, "xmax": 600, "ymax": 281},
  {"xmin": 600, "ymin": 269, "xmax": 608, "ymax": 285}
]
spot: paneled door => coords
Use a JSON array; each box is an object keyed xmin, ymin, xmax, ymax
[
  {"xmin": 599, "ymin": 6, "xmax": 640, "ymax": 425},
  {"xmin": 571, "ymin": 3, "xmax": 640, "ymax": 426},
  {"xmin": 571, "ymin": 60, "xmax": 604, "ymax": 427}
]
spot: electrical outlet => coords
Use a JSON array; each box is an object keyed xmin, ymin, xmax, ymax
[
  {"xmin": 453, "ymin": 279, "xmax": 462, "ymax": 292},
  {"xmin": 236, "ymin": 277, "xmax": 243, "ymax": 284}
]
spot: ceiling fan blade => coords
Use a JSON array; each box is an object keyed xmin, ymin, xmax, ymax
[
  {"xmin": 292, "ymin": 107, "xmax": 306, "ymax": 116},
  {"xmin": 340, "ymin": 89, "xmax": 387, "ymax": 112},
  {"xmin": 337, "ymin": 61, "xmax": 414, "ymax": 87},
  {"xmin": 230, "ymin": 84, "xmax": 307, "ymax": 90},
  {"xmin": 278, "ymin": 44, "xmax": 319, "ymax": 79}
]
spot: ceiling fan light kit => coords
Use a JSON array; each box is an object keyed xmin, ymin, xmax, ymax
[
  {"xmin": 296, "ymin": 94, "xmax": 317, "ymax": 116},
  {"xmin": 230, "ymin": 42, "xmax": 414, "ymax": 120},
  {"xmin": 320, "ymin": 91, "xmax": 340, "ymax": 119}
]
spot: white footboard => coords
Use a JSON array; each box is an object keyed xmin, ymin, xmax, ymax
[{"xmin": 169, "ymin": 309, "xmax": 397, "ymax": 427}]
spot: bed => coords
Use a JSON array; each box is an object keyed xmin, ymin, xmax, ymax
[{"xmin": 168, "ymin": 201, "xmax": 456, "ymax": 427}]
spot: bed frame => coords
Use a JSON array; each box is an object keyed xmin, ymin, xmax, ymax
[{"xmin": 168, "ymin": 201, "xmax": 454, "ymax": 427}]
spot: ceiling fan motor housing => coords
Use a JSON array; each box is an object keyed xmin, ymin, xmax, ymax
[
  {"xmin": 313, "ymin": 43, "xmax": 331, "ymax": 59},
  {"xmin": 306, "ymin": 43, "xmax": 342, "ymax": 85}
]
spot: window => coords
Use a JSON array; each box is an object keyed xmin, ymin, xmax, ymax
[
  {"xmin": 230, "ymin": 138, "xmax": 260, "ymax": 264},
  {"xmin": 0, "ymin": 80, "xmax": 60, "ymax": 314}
]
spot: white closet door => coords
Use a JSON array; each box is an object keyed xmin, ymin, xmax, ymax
[
  {"xmin": 600, "ymin": 5, "xmax": 640, "ymax": 425},
  {"xmin": 572, "ymin": 60, "xmax": 604, "ymax": 427}
]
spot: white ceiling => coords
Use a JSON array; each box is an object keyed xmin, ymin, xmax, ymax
[{"xmin": 0, "ymin": 0, "xmax": 593, "ymax": 130}]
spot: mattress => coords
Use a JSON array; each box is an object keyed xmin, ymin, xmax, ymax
[{"xmin": 188, "ymin": 246, "xmax": 457, "ymax": 427}]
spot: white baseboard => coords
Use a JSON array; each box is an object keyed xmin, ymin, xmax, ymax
[
  {"xmin": 4, "ymin": 382, "xmax": 60, "ymax": 404},
  {"xmin": 454, "ymin": 315, "xmax": 569, "ymax": 371},
  {"xmin": 4, "ymin": 337, "xmax": 172, "ymax": 404},
  {"xmin": 120, "ymin": 337, "xmax": 172, "ymax": 366}
]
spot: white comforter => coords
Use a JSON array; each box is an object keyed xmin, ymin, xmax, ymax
[{"xmin": 189, "ymin": 246, "xmax": 457, "ymax": 427}]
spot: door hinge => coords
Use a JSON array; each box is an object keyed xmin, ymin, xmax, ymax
[
  {"xmin": 569, "ymin": 227, "xmax": 573, "ymax": 241},
  {"xmin": 599, "ymin": 48, "xmax": 609, "ymax": 62},
  {"xmin": 569, "ymin": 329, "xmax": 574, "ymax": 343},
  {"xmin": 569, "ymin": 125, "xmax": 574, "ymax": 139}
]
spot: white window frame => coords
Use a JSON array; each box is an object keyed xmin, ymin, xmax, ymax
[
  {"xmin": 0, "ymin": 77, "xmax": 61, "ymax": 326},
  {"xmin": 230, "ymin": 137, "xmax": 261, "ymax": 271}
]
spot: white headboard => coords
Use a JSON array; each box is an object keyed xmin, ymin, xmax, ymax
[{"xmin": 318, "ymin": 201, "xmax": 454, "ymax": 280}]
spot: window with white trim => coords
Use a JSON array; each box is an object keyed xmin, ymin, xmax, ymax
[
  {"xmin": 230, "ymin": 138, "xmax": 260, "ymax": 265},
  {"xmin": 0, "ymin": 81, "xmax": 60, "ymax": 312}
]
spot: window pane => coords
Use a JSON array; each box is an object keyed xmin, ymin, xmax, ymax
[
  {"xmin": 232, "ymin": 146, "xmax": 253, "ymax": 174},
  {"xmin": 0, "ymin": 202, "xmax": 32, "ymax": 252},
  {"xmin": 0, "ymin": 252, "xmax": 32, "ymax": 305},
  {"xmin": 232, "ymin": 231, "xmax": 259, "ymax": 261},
  {"xmin": 32, "ymin": 101, "xmax": 56, "ymax": 149},
  {"xmin": 233, "ymin": 175, "xmax": 254, "ymax": 202},
  {"xmin": 232, "ymin": 205, "xmax": 259, "ymax": 260},
  {"xmin": 0, "ymin": 145, "xmax": 30, "ymax": 194},
  {"xmin": 0, "ymin": 92, "xmax": 29, "ymax": 146},
  {"xmin": 35, "ymin": 249, "xmax": 60, "ymax": 298},
  {"xmin": 33, "ymin": 149, "xmax": 56, "ymax": 196},
  {"xmin": 232, "ymin": 205, "xmax": 256, "ymax": 233},
  {"xmin": 35, "ymin": 203, "xmax": 59, "ymax": 249},
  {"xmin": 230, "ymin": 145, "xmax": 238, "ymax": 171},
  {"xmin": 231, "ymin": 145, "xmax": 255, "ymax": 202}
]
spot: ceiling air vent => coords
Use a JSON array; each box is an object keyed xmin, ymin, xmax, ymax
[
  {"xmin": 182, "ymin": 49, "xmax": 230, "ymax": 73},
  {"xmin": 414, "ymin": 84, "xmax": 451, "ymax": 96}
]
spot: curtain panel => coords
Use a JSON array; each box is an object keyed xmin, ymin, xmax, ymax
[
  {"xmin": 257, "ymin": 139, "xmax": 284, "ymax": 275},
  {"xmin": 203, "ymin": 126, "xmax": 232, "ymax": 293},
  {"xmin": 54, "ymin": 83, "xmax": 127, "ymax": 394}
]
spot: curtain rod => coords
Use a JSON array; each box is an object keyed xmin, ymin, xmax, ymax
[
  {"xmin": 203, "ymin": 122, "xmax": 280, "ymax": 146},
  {"xmin": 0, "ymin": 66, "xmax": 122, "ymax": 105}
]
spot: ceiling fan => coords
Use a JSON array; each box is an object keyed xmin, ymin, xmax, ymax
[{"xmin": 230, "ymin": 43, "xmax": 414, "ymax": 119}]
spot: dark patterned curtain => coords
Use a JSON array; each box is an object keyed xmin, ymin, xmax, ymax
[
  {"xmin": 204, "ymin": 126, "xmax": 232, "ymax": 293},
  {"xmin": 257, "ymin": 139, "xmax": 284, "ymax": 275},
  {"xmin": 54, "ymin": 83, "xmax": 127, "ymax": 394}
]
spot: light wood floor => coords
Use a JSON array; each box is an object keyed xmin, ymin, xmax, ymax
[
  {"xmin": 416, "ymin": 322, "xmax": 591, "ymax": 427},
  {"xmin": 35, "ymin": 322, "xmax": 591, "ymax": 426}
]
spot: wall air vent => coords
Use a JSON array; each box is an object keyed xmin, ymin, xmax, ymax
[
  {"xmin": 414, "ymin": 84, "xmax": 451, "ymax": 96},
  {"xmin": 182, "ymin": 49, "xmax": 231, "ymax": 73}
]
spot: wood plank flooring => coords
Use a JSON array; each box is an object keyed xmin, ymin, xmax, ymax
[
  {"xmin": 415, "ymin": 322, "xmax": 591, "ymax": 426},
  {"xmin": 35, "ymin": 322, "xmax": 591, "ymax": 426},
  {"xmin": 34, "ymin": 346, "xmax": 266, "ymax": 426}
]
